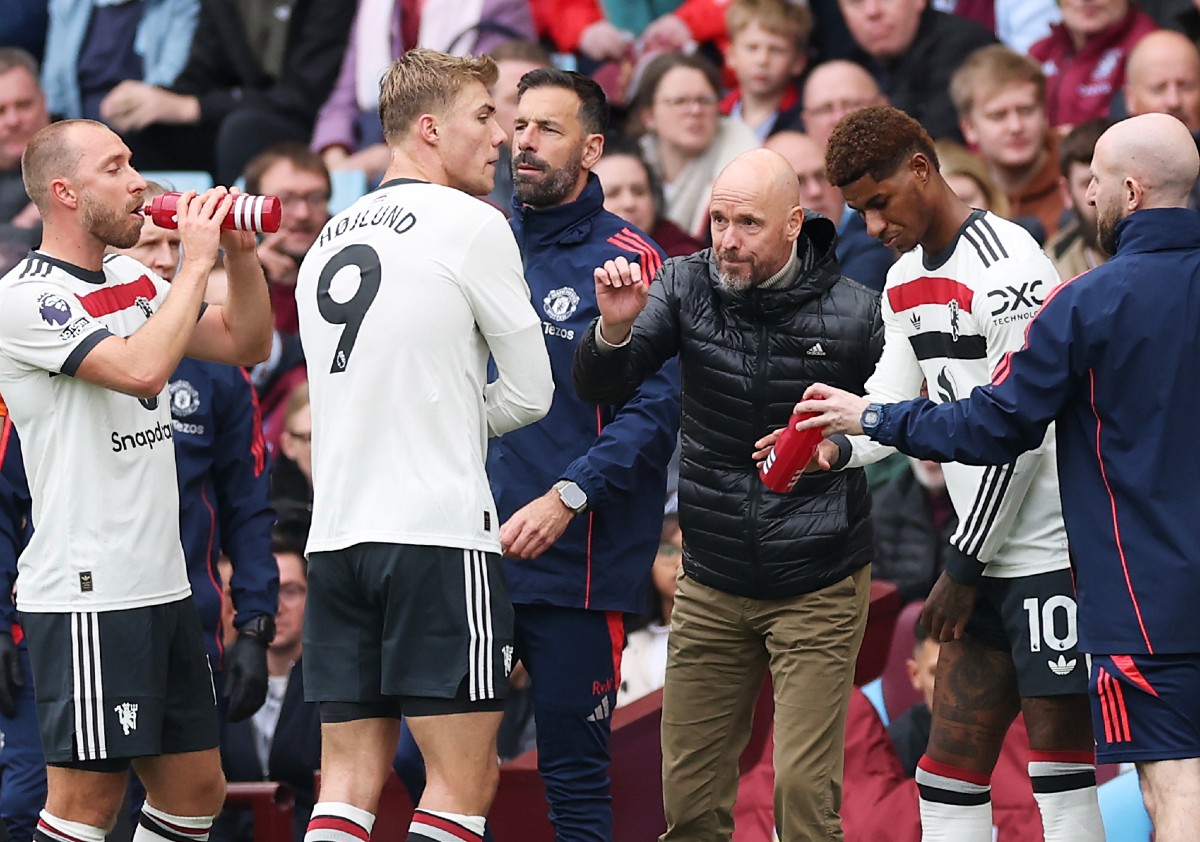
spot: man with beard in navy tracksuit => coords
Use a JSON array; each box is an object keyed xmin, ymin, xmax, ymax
[{"xmin": 488, "ymin": 69, "xmax": 680, "ymax": 842}]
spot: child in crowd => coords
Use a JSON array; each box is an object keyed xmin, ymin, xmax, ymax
[{"xmin": 720, "ymin": 0, "xmax": 811, "ymax": 140}]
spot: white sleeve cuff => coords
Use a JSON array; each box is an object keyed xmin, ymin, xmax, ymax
[{"xmin": 595, "ymin": 320, "xmax": 632, "ymax": 351}]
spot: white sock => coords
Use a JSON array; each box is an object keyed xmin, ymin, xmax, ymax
[
  {"xmin": 305, "ymin": 802, "xmax": 376, "ymax": 842},
  {"xmin": 1029, "ymin": 751, "xmax": 1105, "ymax": 841},
  {"xmin": 915, "ymin": 756, "xmax": 994, "ymax": 842},
  {"xmin": 134, "ymin": 803, "xmax": 215, "ymax": 842},
  {"xmin": 34, "ymin": 811, "xmax": 107, "ymax": 842}
]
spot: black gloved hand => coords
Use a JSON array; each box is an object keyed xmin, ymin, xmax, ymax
[
  {"xmin": 223, "ymin": 632, "xmax": 269, "ymax": 722},
  {"xmin": 0, "ymin": 631, "xmax": 24, "ymax": 719}
]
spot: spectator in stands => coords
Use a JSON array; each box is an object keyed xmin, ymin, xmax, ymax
[
  {"xmin": 216, "ymin": 506, "xmax": 320, "ymax": 842},
  {"xmin": 720, "ymin": 0, "xmax": 811, "ymax": 140},
  {"xmin": 0, "ymin": 3, "xmax": 48, "ymax": 63},
  {"xmin": 840, "ymin": 0, "xmax": 996, "ymax": 141},
  {"xmin": 935, "ymin": 0, "xmax": 1062, "ymax": 52},
  {"xmin": 0, "ymin": 49, "xmax": 49, "ymax": 245},
  {"xmin": 42, "ymin": 0, "xmax": 199, "ymax": 123},
  {"xmin": 800, "ymin": 60, "xmax": 887, "ymax": 151},
  {"xmin": 952, "ymin": 45, "xmax": 1065, "ymax": 237},
  {"xmin": 592, "ymin": 141, "xmax": 704, "ymax": 256},
  {"xmin": 243, "ymin": 144, "xmax": 332, "ymax": 338},
  {"xmin": 312, "ymin": 0, "xmax": 537, "ymax": 184},
  {"xmin": 631, "ymin": 51, "xmax": 761, "ymax": 241},
  {"xmin": 765, "ymin": 129, "xmax": 895, "ymax": 290},
  {"xmin": 1029, "ymin": 0, "xmax": 1157, "ymax": 128},
  {"xmin": 485, "ymin": 40, "xmax": 553, "ymax": 214},
  {"xmin": 887, "ymin": 619, "xmax": 940, "ymax": 777},
  {"xmin": 617, "ymin": 511, "xmax": 681, "ymax": 707},
  {"xmin": 113, "ymin": 180, "xmax": 278, "ymax": 726},
  {"xmin": 935, "ymin": 140, "xmax": 1012, "ymax": 216},
  {"xmin": 530, "ymin": 0, "xmax": 638, "ymax": 62},
  {"xmin": 1044, "ymin": 118, "xmax": 1110, "ymax": 279},
  {"xmin": 102, "ymin": 0, "xmax": 355, "ymax": 183},
  {"xmin": 869, "ymin": 457, "xmax": 974, "ymax": 604},
  {"xmin": 270, "ymin": 382, "xmax": 313, "ymax": 508},
  {"xmin": 1124, "ymin": 29, "xmax": 1200, "ymax": 131}
]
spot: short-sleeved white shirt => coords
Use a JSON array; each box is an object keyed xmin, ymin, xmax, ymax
[
  {"xmin": 297, "ymin": 180, "xmax": 551, "ymax": 555},
  {"xmin": 0, "ymin": 252, "xmax": 189, "ymax": 612}
]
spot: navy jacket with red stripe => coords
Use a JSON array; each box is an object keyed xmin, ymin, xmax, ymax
[
  {"xmin": 489, "ymin": 174, "xmax": 681, "ymax": 613},
  {"xmin": 171, "ymin": 358, "xmax": 277, "ymax": 670},
  {"xmin": 0, "ymin": 407, "xmax": 30, "ymax": 637},
  {"xmin": 871, "ymin": 208, "xmax": 1200, "ymax": 655}
]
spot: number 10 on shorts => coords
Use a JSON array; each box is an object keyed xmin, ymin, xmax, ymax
[{"xmin": 1023, "ymin": 595, "xmax": 1078, "ymax": 653}]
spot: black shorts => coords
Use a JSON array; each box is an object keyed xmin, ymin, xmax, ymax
[
  {"xmin": 303, "ymin": 544, "xmax": 514, "ymax": 721},
  {"xmin": 964, "ymin": 568, "xmax": 1088, "ymax": 697},
  {"xmin": 19, "ymin": 597, "xmax": 219, "ymax": 769}
]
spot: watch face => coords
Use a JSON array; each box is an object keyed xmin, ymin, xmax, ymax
[
  {"xmin": 561, "ymin": 484, "xmax": 587, "ymax": 510},
  {"xmin": 863, "ymin": 409, "xmax": 881, "ymax": 428}
]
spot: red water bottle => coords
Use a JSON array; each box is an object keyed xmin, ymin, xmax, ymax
[
  {"xmin": 759, "ymin": 412, "xmax": 824, "ymax": 492},
  {"xmin": 144, "ymin": 192, "xmax": 282, "ymax": 234}
]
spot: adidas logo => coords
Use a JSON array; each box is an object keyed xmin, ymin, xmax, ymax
[
  {"xmin": 910, "ymin": 313, "xmax": 921, "ymax": 331},
  {"xmin": 807, "ymin": 342, "xmax": 827, "ymax": 357},
  {"xmin": 586, "ymin": 696, "xmax": 612, "ymax": 722},
  {"xmin": 1048, "ymin": 654, "xmax": 1078, "ymax": 675}
]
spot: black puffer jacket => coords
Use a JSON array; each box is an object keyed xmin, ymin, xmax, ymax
[{"xmin": 574, "ymin": 214, "xmax": 883, "ymax": 599}]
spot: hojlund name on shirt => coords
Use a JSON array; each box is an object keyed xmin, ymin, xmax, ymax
[{"xmin": 317, "ymin": 203, "xmax": 416, "ymax": 248}]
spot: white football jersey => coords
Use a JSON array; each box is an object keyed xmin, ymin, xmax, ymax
[
  {"xmin": 296, "ymin": 179, "xmax": 552, "ymax": 555},
  {"xmin": 850, "ymin": 211, "xmax": 1069, "ymax": 577},
  {"xmin": 0, "ymin": 252, "xmax": 189, "ymax": 611}
]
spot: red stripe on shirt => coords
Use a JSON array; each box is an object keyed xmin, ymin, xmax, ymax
[
  {"xmin": 75, "ymin": 275, "xmax": 157, "ymax": 318},
  {"xmin": 611, "ymin": 228, "xmax": 663, "ymax": 279},
  {"xmin": 609, "ymin": 231, "xmax": 661, "ymax": 282},
  {"xmin": 239, "ymin": 368, "xmax": 267, "ymax": 477},
  {"xmin": 0, "ymin": 413, "xmax": 10, "ymax": 471},
  {"xmin": 887, "ymin": 276, "xmax": 975, "ymax": 314},
  {"xmin": 607, "ymin": 232, "xmax": 655, "ymax": 284},
  {"xmin": 1090, "ymin": 369, "xmax": 1153, "ymax": 654},
  {"xmin": 200, "ymin": 484, "xmax": 224, "ymax": 666}
]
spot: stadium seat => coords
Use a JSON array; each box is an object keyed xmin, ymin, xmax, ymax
[
  {"xmin": 882, "ymin": 600, "xmax": 926, "ymax": 722},
  {"xmin": 140, "ymin": 170, "xmax": 214, "ymax": 194},
  {"xmin": 329, "ymin": 169, "xmax": 370, "ymax": 214},
  {"xmin": 854, "ymin": 579, "xmax": 901, "ymax": 686},
  {"xmin": 224, "ymin": 781, "xmax": 294, "ymax": 842},
  {"xmin": 1096, "ymin": 769, "xmax": 1152, "ymax": 840}
]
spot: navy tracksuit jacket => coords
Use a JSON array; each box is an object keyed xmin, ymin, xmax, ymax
[
  {"xmin": 169, "ymin": 358, "xmax": 277, "ymax": 673},
  {"xmin": 486, "ymin": 174, "xmax": 680, "ymax": 842},
  {"xmin": 871, "ymin": 208, "xmax": 1200, "ymax": 656},
  {"xmin": 0, "ymin": 409, "xmax": 42, "ymax": 842}
]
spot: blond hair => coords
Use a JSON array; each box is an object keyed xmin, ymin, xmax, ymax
[
  {"xmin": 20, "ymin": 119, "xmax": 104, "ymax": 211},
  {"xmin": 378, "ymin": 48, "xmax": 499, "ymax": 143},
  {"xmin": 950, "ymin": 45, "xmax": 1045, "ymax": 119},
  {"xmin": 936, "ymin": 140, "xmax": 1011, "ymax": 218},
  {"xmin": 727, "ymin": 0, "xmax": 813, "ymax": 51}
]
